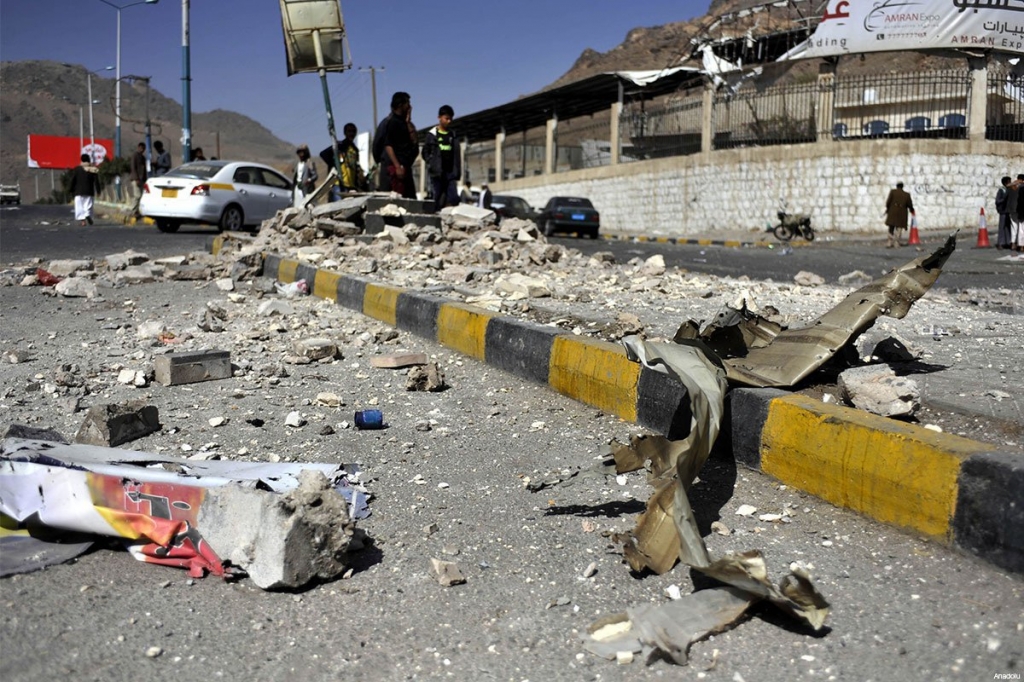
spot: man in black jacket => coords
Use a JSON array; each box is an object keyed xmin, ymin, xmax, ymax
[
  {"xmin": 70, "ymin": 154, "xmax": 99, "ymax": 226},
  {"xmin": 422, "ymin": 105, "xmax": 461, "ymax": 211},
  {"xmin": 382, "ymin": 92, "xmax": 419, "ymax": 199}
]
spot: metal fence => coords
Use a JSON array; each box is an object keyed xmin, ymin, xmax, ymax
[
  {"xmin": 500, "ymin": 126, "xmax": 548, "ymax": 180},
  {"xmin": 987, "ymin": 67, "xmax": 1024, "ymax": 143},
  {"xmin": 713, "ymin": 80, "xmax": 818, "ymax": 148},
  {"xmin": 551, "ymin": 116, "xmax": 614, "ymax": 172},
  {"xmin": 620, "ymin": 90, "xmax": 704, "ymax": 161},
  {"xmin": 830, "ymin": 70, "xmax": 971, "ymax": 140}
]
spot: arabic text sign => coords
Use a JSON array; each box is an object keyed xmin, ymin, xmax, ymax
[{"xmin": 788, "ymin": 0, "xmax": 1024, "ymax": 59}]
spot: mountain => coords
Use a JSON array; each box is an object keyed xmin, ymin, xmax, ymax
[{"xmin": 0, "ymin": 60, "xmax": 295, "ymax": 202}]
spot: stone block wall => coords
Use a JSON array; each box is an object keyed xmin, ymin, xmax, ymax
[{"xmin": 496, "ymin": 139, "xmax": 1023, "ymax": 236}]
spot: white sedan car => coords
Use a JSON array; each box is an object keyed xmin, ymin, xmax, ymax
[{"xmin": 141, "ymin": 160, "xmax": 293, "ymax": 232}]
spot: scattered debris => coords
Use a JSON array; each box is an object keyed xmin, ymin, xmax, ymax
[
  {"xmin": 430, "ymin": 558, "xmax": 466, "ymax": 586},
  {"xmin": 370, "ymin": 352, "xmax": 428, "ymax": 369},
  {"xmin": 406, "ymin": 363, "xmax": 447, "ymax": 392},
  {"xmin": 154, "ymin": 349, "xmax": 232, "ymax": 386},
  {"xmin": 838, "ymin": 365, "xmax": 920, "ymax": 417},
  {"xmin": 74, "ymin": 400, "xmax": 160, "ymax": 446}
]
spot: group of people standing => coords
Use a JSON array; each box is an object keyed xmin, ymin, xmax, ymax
[
  {"xmin": 293, "ymin": 91, "xmax": 465, "ymax": 212},
  {"xmin": 995, "ymin": 174, "xmax": 1024, "ymax": 253}
]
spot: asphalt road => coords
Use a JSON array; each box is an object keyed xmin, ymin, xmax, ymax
[
  {"xmin": 0, "ymin": 204, "xmax": 1021, "ymax": 681},
  {"xmin": 550, "ymin": 232, "xmax": 1024, "ymax": 295},
  {"xmin": 0, "ymin": 205, "xmax": 217, "ymax": 264}
]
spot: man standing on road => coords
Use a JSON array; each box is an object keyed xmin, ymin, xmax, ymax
[
  {"xmin": 129, "ymin": 142, "xmax": 147, "ymax": 217},
  {"xmin": 70, "ymin": 153, "xmax": 99, "ymax": 226},
  {"xmin": 884, "ymin": 181, "xmax": 914, "ymax": 248},
  {"xmin": 383, "ymin": 91, "xmax": 419, "ymax": 199}
]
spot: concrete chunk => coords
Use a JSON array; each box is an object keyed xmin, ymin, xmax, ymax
[
  {"xmin": 197, "ymin": 469, "xmax": 359, "ymax": 589},
  {"xmin": 154, "ymin": 349, "xmax": 232, "ymax": 386},
  {"xmin": 370, "ymin": 352, "xmax": 428, "ymax": 369},
  {"xmin": 74, "ymin": 400, "xmax": 160, "ymax": 446}
]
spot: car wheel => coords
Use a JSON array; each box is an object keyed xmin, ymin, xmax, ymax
[
  {"xmin": 156, "ymin": 219, "xmax": 180, "ymax": 233},
  {"xmin": 219, "ymin": 204, "xmax": 244, "ymax": 232},
  {"xmin": 588, "ymin": 227, "xmax": 599, "ymax": 239},
  {"xmin": 544, "ymin": 220, "xmax": 556, "ymax": 237}
]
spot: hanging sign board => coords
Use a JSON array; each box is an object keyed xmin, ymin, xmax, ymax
[
  {"xmin": 279, "ymin": 0, "xmax": 352, "ymax": 75},
  {"xmin": 27, "ymin": 135, "xmax": 114, "ymax": 169},
  {"xmin": 781, "ymin": 0, "xmax": 1024, "ymax": 59}
]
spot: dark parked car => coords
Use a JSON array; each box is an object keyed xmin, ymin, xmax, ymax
[
  {"xmin": 538, "ymin": 196, "xmax": 600, "ymax": 238},
  {"xmin": 491, "ymin": 194, "xmax": 538, "ymax": 223}
]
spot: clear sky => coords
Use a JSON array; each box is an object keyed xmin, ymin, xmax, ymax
[{"xmin": 0, "ymin": 1, "xmax": 707, "ymax": 151}]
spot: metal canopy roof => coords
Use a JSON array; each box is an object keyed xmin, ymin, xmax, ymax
[{"xmin": 432, "ymin": 68, "xmax": 704, "ymax": 144}]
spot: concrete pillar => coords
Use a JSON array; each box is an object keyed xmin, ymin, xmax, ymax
[
  {"xmin": 545, "ymin": 116, "xmax": 557, "ymax": 175},
  {"xmin": 610, "ymin": 101, "xmax": 622, "ymax": 165},
  {"xmin": 701, "ymin": 80, "xmax": 714, "ymax": 153},
  {"xmin": 494, "ymin": 129, "xmax": 505, "ymax": 184},
  {"xmin": 460, "ymin": 137, "xmax": 468, "ymax": 183},
  {"xmin": 416, "ymin": 157, "xmax": 426, "ymax": 198},
  {"xmin": 967, "ymin": 56, "xmax": 988, "ymax": 142},
  {"xmin": 816, "ymin": 61, "xmax": 836, "ymax": 143}
]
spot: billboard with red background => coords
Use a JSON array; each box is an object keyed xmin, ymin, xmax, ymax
[{"xmin": 27, "ymin": 134, "xmax": 114, "ymax": 169}]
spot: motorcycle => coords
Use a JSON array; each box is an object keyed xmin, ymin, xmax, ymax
[{"xmin": 771, "ymin": 210, "xmax": 815, "ymax": 242}]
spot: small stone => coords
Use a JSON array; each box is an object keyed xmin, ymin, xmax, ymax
[
  {"xmin": 145, "ymin": 646, "xmax": 163, "ymax": 658},
  {"xmin": 710, "ymin": 521, "xmax": 731, "ymax": 535},
  {"xmin": 208, "ymin": 416, "xmax": 227, "ymax": 427},
  {"xmin": 285, "ymin": 411, "xmax": 305, "ymax": 428},
  {"xmin": 734, "ymin": 504, "xmax": 757, "ymax": 516},
  {"xmin": 582, "ymin": 561, "xmax": 597, "ymax": 578}
]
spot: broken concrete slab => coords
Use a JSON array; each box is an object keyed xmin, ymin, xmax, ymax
[
  {"xmin": 406, "ymin": 363, "xmax": 447, "ymax": 392},
  {"xmin": 430, "ymin": 558, "xmax": 466, "ymax": 586},
  {"xmin": 45, "ymin": 259, "xmax": 94, "ymax": 277},
  {"xmin": 838, "ymin": 364, "xmax": 920, "ymax": 417},
  {"xmin": 104, "ymin": 250, "xmax": 150, "ymax": 270},
  {"xmin": 370, "ymin": 352, "xmax": 428, "ymax": 369},
  {"xmin": 73, "ymin": 400, "xmax": 161, "ymax": 446},
  {"xmin": 154, "ymin": 349, "xmax": 232, "ymax": 386},
  {"xmin": 54, "ymin": 277, "xmax": 98, "ymax": 298},
  {"xmin": 198, "ymin": 469, "xmax": 360, "ymax": 589}
]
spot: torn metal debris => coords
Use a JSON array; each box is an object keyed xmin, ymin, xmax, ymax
[{"xmin": 581, "ymin": 240, "xmax": 957, "ymax": 664}]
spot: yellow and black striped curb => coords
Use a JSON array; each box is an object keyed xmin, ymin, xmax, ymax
[
  {"xmin": 257, "ymin": 250, "xmax": 1022, "ymax": 574},
  {"xmin": 730, "ymin": 389, "xmax": 1022, "ymax": 573}
]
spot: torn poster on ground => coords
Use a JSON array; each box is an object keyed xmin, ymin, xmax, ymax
[{"xmin": 0, "ymin": 437, "xmax": 370, "ymax": 588}]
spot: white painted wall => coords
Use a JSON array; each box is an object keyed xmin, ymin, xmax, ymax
[{"xmin": 497, "ymin": 139, "xmax": 1023, "ymax": 235}]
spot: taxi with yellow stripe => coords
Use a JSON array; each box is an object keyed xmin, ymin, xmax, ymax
[{"xmin": 141, "ymin": 160, "xmax": 293, "ymax": 233}]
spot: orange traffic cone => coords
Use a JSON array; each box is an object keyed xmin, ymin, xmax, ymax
[
  {"xmin": 907, "ymin": 213, "xmax": 921, "ymax": 245},
  {"xmin": 976, "ymin": 207, "xmax": 991, "ymax": 248}
]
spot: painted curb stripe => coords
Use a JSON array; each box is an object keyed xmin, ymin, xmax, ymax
[
  {"xmin": 437, "ymin": 303, "xmax": 493, "ymax": 361},
  {"xmin": 277, "ymin": 258, "xmax": 299, "ymax": 284},
  {"xmin": 313, "ymin": 270, "xmax": 341, "ymax": 301},
  {"xmin": 396, "ymin": 291, "xmax": 444, "ymax": 341},
  {"xmin": 363, "ymin": 282, "xmax": 402, "ymax": 327},
  {"xmin": 484, "ymin": 317, "xmax": 560, "ymax": 385},
  {"xmin": 760, "ymin": 394, "xmax": 991, "ymax": 540},
  {"xmin": 336, "ymin": 275, "xmax": 367, "ymax": 312},
  {"xmin": 549, "ymin": 337, "xmax": 639, "ymax": 422}
]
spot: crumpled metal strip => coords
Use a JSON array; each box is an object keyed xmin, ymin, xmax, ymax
[{"xmin": 723, "ymin": 234, "xmax": 956, "ymax": 387}]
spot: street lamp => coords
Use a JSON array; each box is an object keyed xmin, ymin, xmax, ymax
[
  {"xmin": 62, "ymin": 63, "xmax": 114, "ymax": 164},
  {"xmin": 96, "ymin": 0, "xmax": 159, "ymax": 164}
]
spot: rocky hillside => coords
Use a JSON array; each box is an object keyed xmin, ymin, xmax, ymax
[{"xmin": 0, "ymin": 60, "xmax": 295, "ymax": 202}]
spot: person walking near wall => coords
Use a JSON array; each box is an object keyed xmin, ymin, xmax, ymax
[
  {"xmin": 129, "ymin": 142, "xmax": 147, "ymax": 217},
  {"xmin": 884, "ymin": 181, "xmax": 914, "ymax": 248},
  {"xmin": 70, "ymin": 153, "xmax": 99, "ymax": 226},
  {"xmin": 1013, "ymin": 174, "xmax": 1024, "ymax": 254},
  {"xmin": 422, "ymin": 105, "xmax": 461, "ymax": 212}
]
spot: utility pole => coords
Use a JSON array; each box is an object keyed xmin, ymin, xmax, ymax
[
  {"xmin": 359, "ymin": 66, "xmax": 384, "ymax": 131},
  {"xmin": 181, "ymin": 0, "xmax": 192, "ymax": 164}
]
